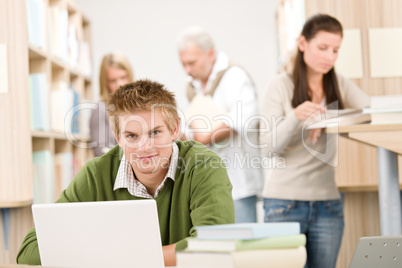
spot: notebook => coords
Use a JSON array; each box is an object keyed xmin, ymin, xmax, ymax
[{"xmin": 32, "ymin": 199, "xmax": 165, "ymax": 268}]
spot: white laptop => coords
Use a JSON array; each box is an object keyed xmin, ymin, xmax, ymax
[{"xmin": 32, "ymin": 199, "xmax": 165, "ymax": 268}]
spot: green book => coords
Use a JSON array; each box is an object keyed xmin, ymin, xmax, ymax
[{"xmin": 186, "ymin": 234, "xmax": 306, "ymax": 252}]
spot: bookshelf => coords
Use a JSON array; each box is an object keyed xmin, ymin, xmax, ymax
[
  {"xmin": 276, "ymin": 1, "xmax": 402, "ymax": 267},
  {"xmin": 0, "ymin": 0, "xmax": 94, "ymax": 264}
]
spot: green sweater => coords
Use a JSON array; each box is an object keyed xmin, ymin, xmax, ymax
[{"xmin": 17, "ymin": 140, "xmax": 235, "ymax": 265}]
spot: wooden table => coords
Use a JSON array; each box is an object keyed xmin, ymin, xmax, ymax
[
  {"xmin": 327, "ymin": 123, "xmax": 402, "ymax": 236},
  {"xmin": 0, "ymin": 265, "xmax": 176, "ymax": 268}
]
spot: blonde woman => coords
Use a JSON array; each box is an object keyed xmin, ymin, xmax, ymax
[{"xmin": 90, "ymin": 53, "xmax": 134, "ymax": 157}]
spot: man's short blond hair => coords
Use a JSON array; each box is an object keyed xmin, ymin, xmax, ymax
[{"xmin": 107, "ymin": 79, "xmax": 179, "ymax": 139}]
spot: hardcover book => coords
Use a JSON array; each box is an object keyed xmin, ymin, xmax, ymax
[
  {"xmin": 194, "ymin": 222, "xmax": 300, "ymax": 240},
  {"xmin": 177, "ymin": 246, "xmax": 307, "ymax": 268},
  {"xmin": 186, "ymin": 234, "xmax": 306, "ymax": 252}
]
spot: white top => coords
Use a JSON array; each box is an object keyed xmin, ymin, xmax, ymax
[
  {"xmin": 259, "ymin": 72, "xmax": 371, "ymax": 200},
  {"xmin": 89, "ymin": 101, "xmax": 117, "ymax": 157},
  {"xmin": 186, "ymin": 52, "xmax": 263, "ymax": 200}
]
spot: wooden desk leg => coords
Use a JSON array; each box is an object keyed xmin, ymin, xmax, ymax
[{"xmin": 377, "ymin": 147, "xmax": 402, "ymax": 235}]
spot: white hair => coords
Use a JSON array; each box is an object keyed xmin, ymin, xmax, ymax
[{"xmin": 177, "ymin": 26, "xmax": 215, "ymax": 52}]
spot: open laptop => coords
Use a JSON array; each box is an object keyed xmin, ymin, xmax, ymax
[{"xmin": 32, "ymin": 199, "xmax": 165, "ymax": 268}]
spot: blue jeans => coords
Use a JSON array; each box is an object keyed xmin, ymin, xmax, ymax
[
  {"xmin": 234, "ymin": 195, "xmax": 257, "ymax": 223},
  {"xmin": 264, "ymin": 198, "xmax": 344, "ymax": 268}
]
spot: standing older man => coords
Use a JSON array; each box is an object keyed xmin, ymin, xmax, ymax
[{"xmin": 177, "ymin": 27, "xmax": 262, "ymax": 223}]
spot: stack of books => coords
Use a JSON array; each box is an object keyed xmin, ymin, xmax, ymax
[
  {"xmin": 176, "ymin": 222, "xmax": 306, "ymax": 268},
  {"xmin": 364, "ymin": 94, "xmax": 402, "ymax": 125}
]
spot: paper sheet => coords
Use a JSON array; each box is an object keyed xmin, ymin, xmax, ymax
[
  {"xmin": 184, "ymin": 94, "xmax": 226, "ymax": 131},
  {"xmin": 335, "ymin": 29, "xmax": 363, "ymax": 79},
  {"xmin": 0, "ymin": 43, "xmax": 9, "ymax": 94},
  {"xmin": 369, "ymin": 28, "xmax": 402, "ymax": 78}
]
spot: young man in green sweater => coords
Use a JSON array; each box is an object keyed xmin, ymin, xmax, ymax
[{"xmin": 17, "ymin": 79, "xmax": 235, "ymax": 266}]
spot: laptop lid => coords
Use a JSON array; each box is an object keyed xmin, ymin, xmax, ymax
[{"xmin": 32, "ymin": 200, "xmax": 165, "ymax": 268}]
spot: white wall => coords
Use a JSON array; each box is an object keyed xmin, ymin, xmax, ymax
[{"xmin": 76, "ymin": 0, "xmax": 280, "ymax": 109}]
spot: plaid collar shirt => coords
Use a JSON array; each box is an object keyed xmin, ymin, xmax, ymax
[{"xmin": 113, "ymin": 142, "xmax": 178, "ymax": 198}]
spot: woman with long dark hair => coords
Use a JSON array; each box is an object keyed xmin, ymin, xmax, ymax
[{"xmin": 260, "ymin": 14, "xmax": 370, "ymax": 268}]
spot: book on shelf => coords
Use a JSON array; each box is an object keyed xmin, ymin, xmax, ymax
[
  {"xmin": 72, "ymin": 90, "xmax": 80, "ymax": 134},
  {"xmin": 194, "ymin": 222, "xmax": 300, "ymax": 240},
  {"xmin": 51, "ymin": 82, "xmax": 80, "ymax": 134},
  {"xmin": 26, "ymin": 0, "xmax": 47, "ymax": 49},
  {"xmin": 49, "ymin": 5, "xmax": 69, "ymax": 62},
  {"xmin": 176, "ymin": 245, "xmax": 307, "ymax": 268},
  {"xmin": 68, "ymin": 23, "xmax": 79, "ymax": 68},
  {"xmin": 29, "ymin": 73, "xmax": 50, "ymax": 131},
  {"xmin": 186, "ymin": 234, "xmax": 306, "ymax": 252},
  {"xmin": 33, "ymin": 150, "xmax": 56, "ymax": 204},
  {"xmin": 55, "ymin": 152, "xmax": 73, "ymax": 195},
  {"xmin": 80, "ymin": 42, "xmax": 93, "ymax": 77}
]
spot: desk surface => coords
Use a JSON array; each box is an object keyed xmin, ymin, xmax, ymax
[
  {"xmin": 0, "ymin": 265, "xmax": 176, "ymax": 268},
  {"xmin": 326, "ymin": 123, "xmax": 402, "ymax": 134},
  {"xmin": 327, "ymin": 123, "xmax": 402, "ymax": 154}
]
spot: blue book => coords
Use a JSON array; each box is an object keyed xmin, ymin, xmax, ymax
[
  {"xmin": 30, "ymin": 73, "xmax": 44, "ymax": 130},
  {"xmin": 71, "ymin": 89, "xmax": 80, "ymax": 134},
  {"xmin": 195, "ymin": 222, "xmax": 300, "ymax": 240},
  {"xmin": 30, "ymin": 73, "xmax": 49, "ymax": 131}
]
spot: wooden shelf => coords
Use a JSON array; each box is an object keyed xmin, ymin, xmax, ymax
[
  {"xmin": 31, "ymin": 130, "xmax": 54, "ymax": 139},
  {"xmin": 31, "ymin": 130, "xmax": 66, "ymax": 140},
  {"xmin": 0, "ymin": 199, "xmax": 33, "ymax": 208},
  {"xmin": 66, "ymin": 0, "xmax": 78, "ymax": 14},
  {"xmin": 31, "ymin": 130, "xmax": 90, "ymax": 142},
  {"xmin": 82, "ymin": 15, "xmax": 90, "ymax": 26},
  {"xmin": 84, "ymin": 75, "xmax": 92, "ymax": 84},
  {"xmin": 28, "ymin": 44, "xmax": 48, "ymax": 60},
  {"xmin": 1, "ymin": 0, "xmax": 94, "ymax": 264},
  {"xmin": 70, "ymin": 67, "xmax": 80, "ymax": 78},
  {"xmin": 338, "ymin": 184, "xmax": 402, "ymax": 192},
  {"xmin": 51, "ymin": 56, "xmax": 68, "ymax": 71}
]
